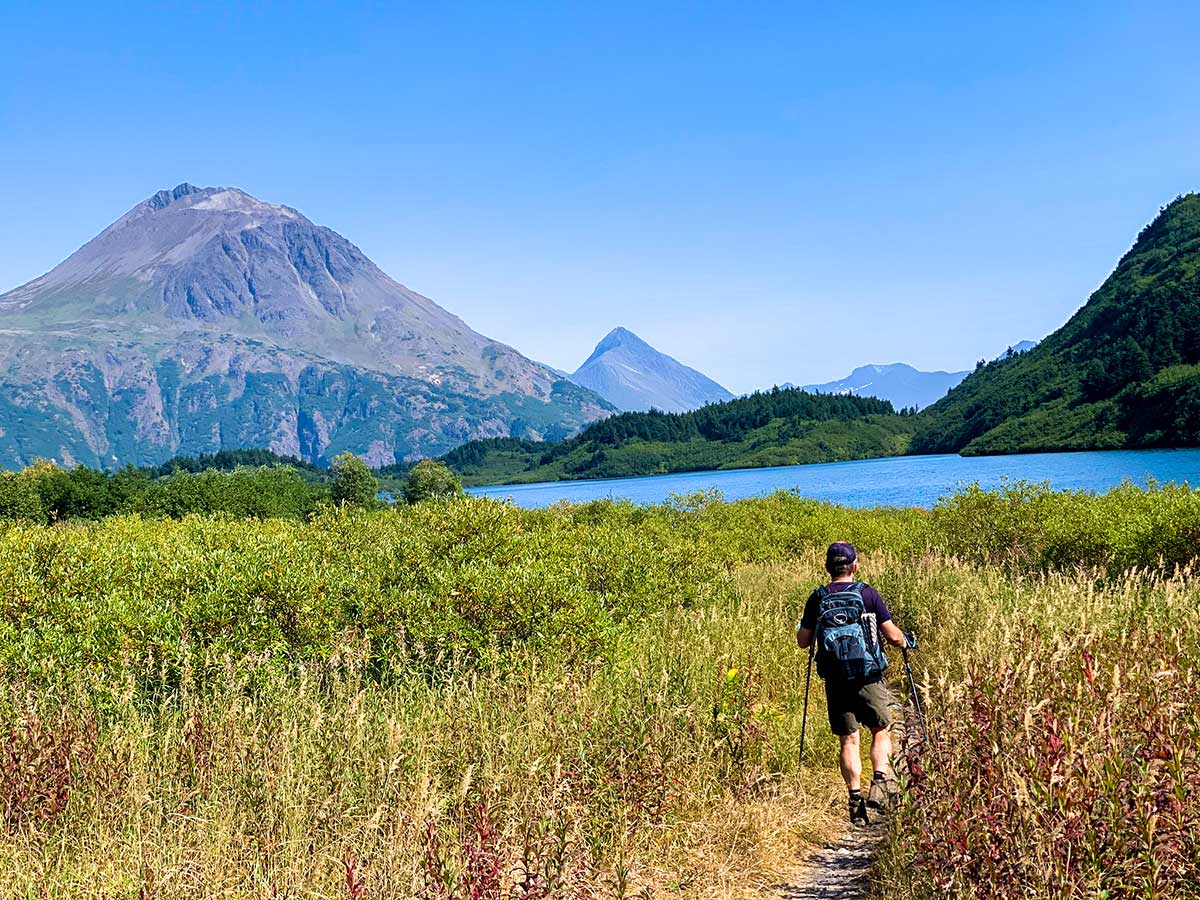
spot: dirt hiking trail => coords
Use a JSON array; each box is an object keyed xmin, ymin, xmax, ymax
[
  {"xmin": 777, "ymin": 821, "xmax": 884, "ymax": 900},
  {"xmin": 776, "ymin": 699, "xmax": 919, "ymax": 900}
]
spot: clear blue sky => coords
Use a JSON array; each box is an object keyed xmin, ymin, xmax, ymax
[{"xmin": 2, "ymin": 2, "xmax": 1198, "ymax": 393}]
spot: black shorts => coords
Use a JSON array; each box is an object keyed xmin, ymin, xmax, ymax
[{"xmin": 824, "ymin": 678, "xmax": 896, "ymax": 736}]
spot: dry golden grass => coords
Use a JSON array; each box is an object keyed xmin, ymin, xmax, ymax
[
  {"xmin": 653, "ymin": 773, "xmax": 845, "ymax": 900},
  {"xmin": 648, "ymin": 564, "xmax": 848, "ymax": 900}
]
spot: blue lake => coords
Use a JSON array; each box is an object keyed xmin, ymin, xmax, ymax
[{"xmin": 466, "ymin": 449, "xmax": 1200, "ymax": 509}]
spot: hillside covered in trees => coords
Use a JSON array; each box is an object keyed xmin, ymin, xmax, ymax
[
  {"xmin": 913, "ymin": 193, "xmax": 1200, "ymax": 455},
  {"xmin": 404, "ymin": 387, "xmax": 917, "ymax": 485}
]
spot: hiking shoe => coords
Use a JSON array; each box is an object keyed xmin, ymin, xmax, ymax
[
  {"xmin": 866, "ymin": 774, "xmax": 898, "ymax": 812},
  {"xmin": 865, "ymin": 778, "xmax": 886, "ymax": 811},
  {"xmin": 849, "ymin": 794, "xmax": 870, "ymax": 826}
]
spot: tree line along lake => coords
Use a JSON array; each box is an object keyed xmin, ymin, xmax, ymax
[{"xmin": 465, "ymin": 448, "xmax": 1200, "ymax": 508}]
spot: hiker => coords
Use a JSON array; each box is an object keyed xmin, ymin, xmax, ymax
[{"xmin": 796, "ymin": 541, "xmax": 916, "ymax": 825}]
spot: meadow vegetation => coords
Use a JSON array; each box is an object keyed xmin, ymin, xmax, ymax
[
  {"xmin": 0, "ymin": 482, "xmax": 1196, "ymax": 897},
  {"xmin": 875, "ymin": 563, "xmax": 1200, "ymax": 899}
]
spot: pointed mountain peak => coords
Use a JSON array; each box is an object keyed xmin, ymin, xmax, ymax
[
  {"xmin": 606, "ymin": 325, "xmax": 639, "ymax": 341},
  {"xmin": 581, "ymin": 326, "xmax": 654, "ymax": 364},
  {"xmin": 571, "ymin": 326, "xmax": 732, "ymax": 412}
]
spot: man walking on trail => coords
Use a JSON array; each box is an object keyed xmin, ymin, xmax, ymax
[{"xmin": 796, "ymin": 541, "xmax": 916, "ymax": 825}]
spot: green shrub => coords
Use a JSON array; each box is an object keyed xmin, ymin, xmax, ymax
[
  {"xmin": 330, "ymin": 452, "xmax": 379, "ymax": 508},
  {"xmin": 0, "ymin": 467, "xmax": 45, "ymax": 522},
  {"xmin": 929, "ymin": 480, "xmax": 1200, "ymax": 573},
  {"xmin": 404, "ymin": 458, "xmax": 463, "ymax": 503}
]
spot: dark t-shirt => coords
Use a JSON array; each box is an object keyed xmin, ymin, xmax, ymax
[{"xmin": 799, "ymin": 580, "xmax": 892, "ymax": 683}]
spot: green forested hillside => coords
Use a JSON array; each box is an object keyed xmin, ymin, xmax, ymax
[
  {"xmin": 913, "ymin": 193, "xmax": 1200, "ymax": 454},
  {"xmin": 143, "ymin": 448, "xmax": 330, "ymax": 481},
  {"xmin": 406, "ymin": 387, "xmax": 917, "ymax": 485}
]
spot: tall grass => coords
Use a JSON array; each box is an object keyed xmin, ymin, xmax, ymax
[
  {"xmin": 0, "ymin": 555, "xmax": 841, "ymax": 898},
  {"xmin": 0, "ymin": 483, "xmax": 1197, "ymax": 897},
  {"xmin": 876, "ymin": 562, "xmax": 1200, "ymax": 899}
]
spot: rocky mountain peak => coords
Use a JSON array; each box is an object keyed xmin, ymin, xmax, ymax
[
  {"xmin": 135, "ymin": 183, "xmax": 301, "ymax": 222},
  {"xmin": 571, "ymin": 327, "xmax": 732, "ymax": 412},
  {"xmin": 582, "ymin": 326, "xmax": 652, "ymax": 367},
  {"xmin": 801, "ymin": 362, "xmax": 969, "ymax": 411},
  {"xmin": 146, "ymin": 182, "xmax": 210, "ymax": 210},
  {"xmin": 605, "ymin": 326, "xmax": 638, "ymax": 342}
]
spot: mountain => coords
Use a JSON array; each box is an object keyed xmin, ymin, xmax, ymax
[
  {"xmin": 0, "ymin": 184, "xmax": 610, "ymax": 469},
  {"xmin": 794, "ymin": 342, "xmax": 1040, "ymax": 412},
  {"xmin": 800, "ymin": 363, "xmax": 970, "ymax": 411},
  {"xmin": 569, "ymin": 327, "xmax": 733, "ymax": 413},
  {"xmin": 912, "ymin": 194, "xmax": 1200, "ymax": 455}
]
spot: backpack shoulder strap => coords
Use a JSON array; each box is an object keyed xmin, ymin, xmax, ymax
[{"xmin": 811, "ymin": 586, "xmax": 829, "ymax": 638}]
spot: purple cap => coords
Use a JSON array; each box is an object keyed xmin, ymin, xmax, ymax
[{"xmin": 826, "ymin": 541, "xmax": 857, "ymax": 571}]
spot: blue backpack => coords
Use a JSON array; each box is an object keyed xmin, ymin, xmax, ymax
[{"xmin": 812, "ymin": 582, "xmax": 888, "ymax": 682}]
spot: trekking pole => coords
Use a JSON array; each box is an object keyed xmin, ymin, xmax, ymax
[
  {"xmin": 901, "ymin": 641, "xmax": 928, "ymax": 744},
  {"xmin": 798, "ymin": 643, "xmax": 814, "ymax": 764}
]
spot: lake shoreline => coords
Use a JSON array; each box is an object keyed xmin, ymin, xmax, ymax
[
  {"xmin": 466, "ymin": 447, "xmax": 1200, "ymax": 509},
  {"xmin": 466, "ymin": 449, "xmax": 924, "ymax": 489},
  {"xmin": 463, "ymin": 443, "xmax": 1200, "ymax": 490}
]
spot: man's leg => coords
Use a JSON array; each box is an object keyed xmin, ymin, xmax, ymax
[
  {"xmin": 866, "ymin": 725, "xmax": 901, "ymax": 811},
  {"xmin": 869, "ymin": 725, "xmax": 893, "ymax": 778},
  {"xmin": 829, "ymin": 684, "xmax": 868, "ymax": 823},
  {"xmin": 838, "ymin": 730, "xmax": 862, "ymax": 791}
]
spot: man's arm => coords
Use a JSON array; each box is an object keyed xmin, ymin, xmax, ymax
[
  {"xmin": 796, "ymin": 591, "xmax": 818, "ymax": 649},
  {"xmin": 865, "ymin": 585, "xmax": 912, "ymax": 650},
  {"xmin": 880, "ymin": 619, "xmax": 910, "ymax": 649}
]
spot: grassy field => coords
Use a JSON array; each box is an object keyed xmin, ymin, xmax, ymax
[{"xmin": 0, "ymin": 484, "xmax": 1197, "ymax": 898}]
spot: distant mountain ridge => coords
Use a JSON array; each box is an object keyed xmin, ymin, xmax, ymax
[
  {"xmin": 0, "ymin": 183, "xmax": 610, "ymax": 469},
  {"xmin": 912, "ymin": 194, "xmax": 1200, "ymax": 454},
  {"xmin": 569, "ymin": 327, "xmax": 733, "ymax": 413},
  {"xmin": 797, "ymin": 342, "xmax": 1039, "ymax": 411},
  {"xmin": 800, "ymin": 363, "xmax": 970, "ymax": 411}
]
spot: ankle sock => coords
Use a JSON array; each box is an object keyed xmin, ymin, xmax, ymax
[
  {"xmin": 873, "ymin": 770, "xmax": 887, "ymax": 782},
  {"xmin": 848, "ymin": 788, "xmax": 862, "ymax": 800}
]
